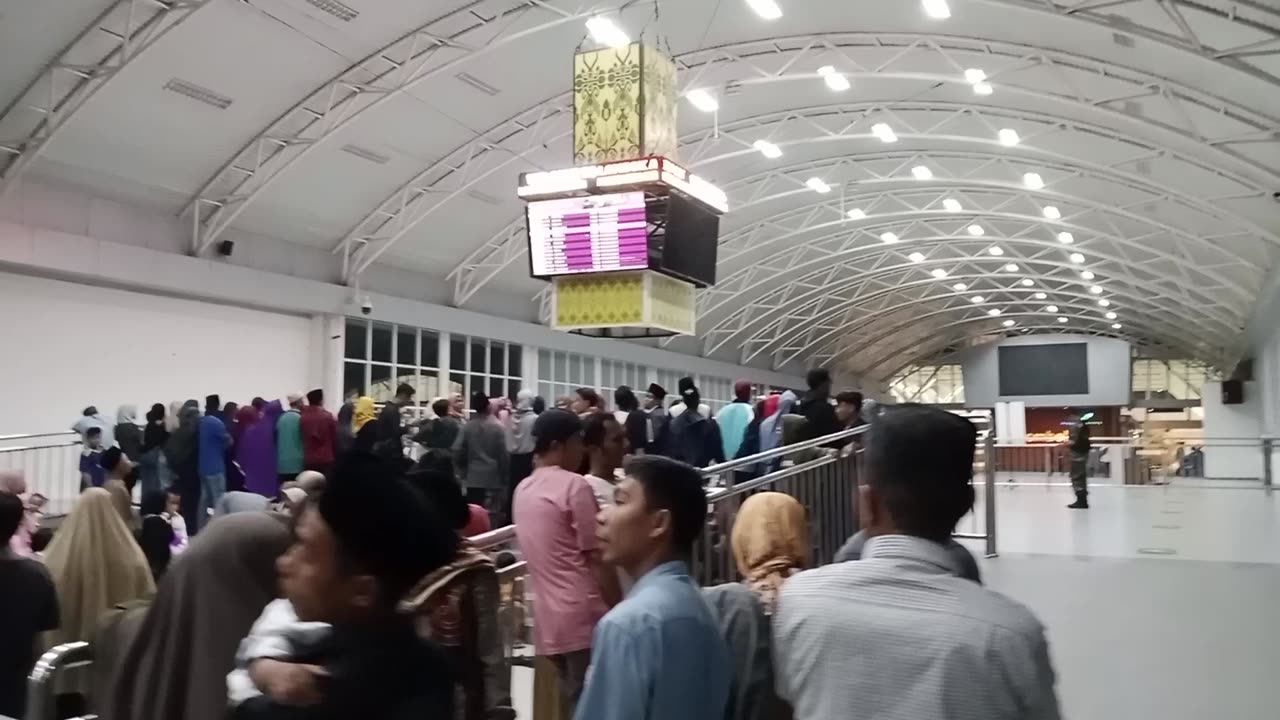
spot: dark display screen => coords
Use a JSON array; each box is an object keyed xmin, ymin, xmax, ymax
[
  {"xmin": 998, "ymin": 343, "xmax": 1089, "ymax": 396},
  {"xmin": 655, "ymin": 192, "xmax": 719, "ymax": 287}
]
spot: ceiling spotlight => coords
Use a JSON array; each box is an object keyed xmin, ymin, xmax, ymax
[
  {"xmin": 1034, "ymin": 292, "xmax": 1047, "ymax": 300},
  {"xmin": 1058, "ymin": 316, "xmax": 1069, "ymax": 323},
  {"xmin": 1004, "ymin": 263, "xmax": 1019, "ymax": 272},
  {"xmin": 973, "ymin": 81, "xmax": 994, "ymax": 96},
  {"xmin": 1042, "ymin": 206, "xmax": 1062, "ymax": 220},
  {"xmin": 970, "ymin": 295, "xmax": 985, "ymax": 303},
  {"xmin": 931, "ymin": 268, "xmax": 949, "ymax": 279},
  {"xmin": 1098, "ymin": 298, "xmax": 1111, "ymax": 307},
  {"xmin": 847, "ymin": 208, "xmax": 867, "ymax": 220},
  {"xmin": 988, "ymin": 308, "xmax": 1003, "ymax": 317},
  {"xmin": 585, "ymin": 17, "xmax": 630, "ymax": 48},
  {"xmin": 1023, "ymin": 172, "xmax": 1045, "ymax": 190},
  {"xmin": 923, "ymin": 0, "xmax": 952, "ymax": 19},
  {"xmin": 817, "ymin": 66, "xmax": 851, "ymax": 91},
  {"xmin": 753, "ymin": 139, "xmax": 782, "ymax": 158},
  {"xmin": 909, "ymin": 252, "xmax": 926, "ymax": 263},
  {"xmin": 1057, "ymin": 231, "xmax": 1074, "ymax": 244},
  {"xmin": 912, "ymin": 165, "xmax": 934, "ymax": 180},
  {"xmin": 1112, "ymin": 323, "xmax": 1123, "ymax": 329},
  {"xmin": 871, "ymin": 123, "xmax": 898, "ymax": 143},
  {"xmin": 1089, "ymin": 285, "xmax": 1104, "ymax": 294},
  {"xmin": 881, "ymin": 232, "xmax": 900, "ymax": 244},
  {"xmin": 967, "ymin": 224, "xmax": 985, "ymax": 236},
  {"xmin": 1020, "ymin": 278, "xmax": 1034, "ymax": 287},
  {"xmin": 686, "ymin": 89, "xmax": 719, "ymax": 113},
  {"xmin": 745, "ymin": 0, "xmax": 783, "ymax": 20},
  {"xmin": 988, "ymin": 246, "xmax": 1004, "ymax": 256},
  {"xmin": 952, "ymin": 282, "xmax": 968, "ymax": 291},
  {"xmin": 943, "ymin": 198, "xmax": 962, "ymax": 212},
  {"xmin": 1046, "ymin": 305, "xmax": 1059, "ymax": 313},
  {"xmin": 1069, "ymin": 252, "xmax": 1085, "ymax": 264},
  {"xmin": 1002, "ymin": 319, "xmax": 1016, "ymax": 327},
  {"xmin": 964, "ymin": 68, "xmax": 987, "ymax": 85},
  {"xmin": 1105, "ymin": 311, "xmax": 1117, "ymax": 320},
  {"xmin": 806, "ymin": 177, "xmax": 832, "ymax": 194},
  {"xmin": 1080, "ymin": 270, "xmax": 1095, "ymax": 280},
  {"xmin": 998, "ymin": 128, "xmax": 1020, "ymax": 146}
]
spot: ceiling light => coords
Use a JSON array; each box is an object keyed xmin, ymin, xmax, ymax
[
  {"xmin": 304, "ymin": 0, "xmax": 359, "ymax": 22},
  {"xmin": 1105, "ymin": 311, "xmax": 1117, "ymax": 320},
  {"xmin": 162, "ymin": 78, "xmax": 233, "ymax": 110},
  {"xmin": 998, "ymin": 128, "xmax": 1020, "ymax": 146},
  {"xmin": 818, "ymin": 66, "xmax": 851, "ymax": 91},
  {"xmin": 753, "ymin": 139, "xmax": 782, "ymax": 158},
  {"xmin": 988, "ymin": 246, "xmax": 1004, "ymax": 256},
  {"xmin": 1002, "ymin": 319, "xmax": 1016, "ymax": 327},
  {"xmin": 1089, "ymin": 285, "xmax": 1104, "ymax": 294},
  {"xmin": 1043, "ymin": 206, "xmax": 1062, "ymax": 220},
  {"xmin": 1058, "ymin": 316, "xmax": 1069, "ymax": 323},
  {"xmin": 988, "ymin": 308, "xmax": 1003, "ymax": 317},
  {"xmin": 1098, "ymin": 298, "xmax": 1111, "ymax": 307},
  {"xmin": 909, "ymin": 252, "xmax": 926, "ymax": 263},
  {"xmin": 971, "ymin": 295, "xmax": 985, "ymax": 303},
  {"xmin": 1023, "ymin": 172, "xmax": 1045, "ymax": 190},
  {"xmin": 847, "ymin": 208, "xmax": 867, "ymax": 220},
  {"xmin": 973, "ymin": 82, "xmax": 994, "ymax": 96},
  {"xmin": 1080, "ymin": 270, "xmax": 1095, "ymax": 280},
  {"xmin": 1021, "ymin": 278, "xmax": 1034, "ymax": 287},
  {"xmin": 912, "ymin": 165, "xmax": 934, "ymax": 180},
  {"xmin": 1034, "ymin": 292, "xmax": 1047, "ymax": 300},
  {"xmin": 923, "ymin": 0, "xmax": 952, "ymax": 19},
  {"xmin": 686, "ymin": 88, "xmax": 719, "ymax": 113},
  {"xmin": 1046, "ymin": 305, "xmax": 1059, "ymax": 312},
  {"xmin": 1057, "ymin": 231, "xmax": 1074, "ymax": 244},
  {"xmin": 952, "ymin": 282, "xmax": 968, "ymax": 291},
  {"xmin": 1112, "ymin": 323, "xmax": 1123, "ymax": 329},
  {"xmin": 943, "ymin": 198, "xmax": 962, "ymax": 212},
  {"xmin": 1069, "ymin": 252, "xmax": 1085, "ymax": 264},
  {"xmin": 931, "ymin": 268, "xmax": 949, "ymax": 279},
  {"xmin": 871, "ymin": 123, "xmax": 898, "ymax": 143},
  {"xmin": 964, "ymin": 68, "xmax": 987, "ymax": 85},
  {"xmin": 1004, "ymin": 263, "xmax": 1019, "ymax": 272},
  {"xmin": 806, "ymin": 177, "xmax": 832, "ymax": 194},
  {"xmin": 880, "ymin": 232, "xmax": 900, "ymax": 244},
  {"xmin": 585, "ymin": 17, "xmax": 630, "ymax": 48},
  {"xmin": 745, "ymin": 0, "xmax": 783, "ymax": 20},
  {"xmin": 967, "ymin": 224, "xmax": 985, "ymax": 236}
]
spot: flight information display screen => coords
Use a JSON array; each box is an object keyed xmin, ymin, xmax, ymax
[{"xmin": 526, "ymin": 192, "xmax": 651, "ymax": 277}]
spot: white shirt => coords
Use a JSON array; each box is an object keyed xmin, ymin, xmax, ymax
[
  {"xmin": 584, "ymin": 473, "xmax": 617, "ymax": 509},
  {"xmin": 773, "ymin": 535, "xmax": 1061, "ymax": 720}
]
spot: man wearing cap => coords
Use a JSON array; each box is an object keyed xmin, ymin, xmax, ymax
[
  {"xmin": 276, "ymin": 393, "xmax": 306, "ymax": 487},
  {"xmin": 513, "ymin": 409, "xmax": 622, "ymax": 720}
]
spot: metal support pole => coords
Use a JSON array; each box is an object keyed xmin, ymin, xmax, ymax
[
  {"xmin": 1263, "ymin": 438, "xmax": 1273, "ymax": 495},
  {"xmin": 984, "ymin": 433, "xmax": 998, "ymax": 558}
]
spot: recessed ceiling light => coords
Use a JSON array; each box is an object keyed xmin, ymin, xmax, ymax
[
  {"xmin": 753, "ymin": 139, "xmax": 782, "ymax": 158},
  {"xmin": 1057, "ymin": 231, "xmax": 1074, "ymax": 244},
  {"xmin": 871, "ymin": 123, "xmax": 898, "ymax": 143},
  {"xmin": 912, "ymin": 165, "xmax": 934, "ymax": 180},
  {"xmin": 1098, "ymin": 298, "xmax": 1111, "ymax": 307},
  {"xmin": 1069, "ymin": 252, "xmax": 1085, "ymax": 264},
  {"xmin": 585, "ymin": 17, "xmax": 630, "ymax": 48},
  {"xmin": 745, "ymin": 0, "xmax": 783, "ymax": 20},
  {"xmin": 973, "ymin": 82, "xmax": 994, "ymax": 96},
  {"xmin": 931, "ymin": 268, "xmax": 949, "ymax": 279},
  {"xmin": 1058, "ymin": 316, "xmax": 1069, "ymax": 323},
  {"xmin": 923, "ymin": 0, "xmax": 952, "ymax": 19},
  {"xmin": 909, "ymin": 252, "xmax": 926, "ymax": 263},
  {"xmin": 686, "ymin": 88, "xmax": 719, "ymax": 113},
  {"xmin": 1004, "ymin": 263, "xmax": 1019, "ymax": 272},
  {"xmin": 806, "ymin": 177, "xmax": 832, "ymax": 194},
  {"xmin": 1105, "ymin": 311, "xmax": 1117, "ymax": 320},
  {"xmin": 971, "ymin": 295, "xmax": 985, "ymax": 303},
  {"xmin": 1002, "ymin": 319, "xmax": 1016, "ymax": 327},
  {"xmin": 1034, "ymin": 292, "xmax": 1047, "ymax": 300},
  {"xmin": 1043, "ymin": 206, "xmax": 1062, "ymax": 220},
  {"xmin": 943, "ymin": 198, "xmax": 962, "ymax": 212},
  {"xmin": 1021, "ymin": 278, "xmax": 1034, "ymax": 287},
  {"xmin": 967, "ymin": 224, "xmax": 985, "ymax": 236},
  {"xmin": 1112, "ymin": 322, "xmax": 1123, "ymax": 329},
  {"xmin": 988, "ymin": 308, "xmax": 1003, "ymax": 316},
  {"xmin": 1046, "ymin": 305, "xmax": 1059, "ymax": 312},
  {"xmin": 952, "ymin": 282, "xmax": 968, "ymax": 291},
  {"xmin": 1089, "ymin": 285, "xmax": 1104, "ymax": 294},
  {"xmin": 988, "ymin": 246, "xmax": 1004, "ymax": 256},
  {"xmin": 817, "ymin": 66, "xmax": 851, "ymax": 91},
  {"xmin": 881, "ymin": 232, "xmax": 900, "ymax": 244},
  {"xmin": 1023, "ymin": 172, "xmax": 1045, "ymax": 190},
  {"xmin": 964, "ymin": 68, "xmax": 987, "ymax": 85},
  {"xmin": 1080, "ymin": 270, "xmax": 1095, "ymax": 280},
  {"xmin": 998, "ymin": 128, "xmax": 1020, "ymax": 146},
  {"xmin": 847, "ymin": 208, "xmax": 867, "ymax": 220}
]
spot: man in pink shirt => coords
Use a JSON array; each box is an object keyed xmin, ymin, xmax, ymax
[{"xmin": 513, "ymin": 409, "xmax": 622, "ymax": 720}]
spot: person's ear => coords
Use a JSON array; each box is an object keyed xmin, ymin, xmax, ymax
[{"xmin": 650, "ymin": 507, "xmax": 672, "ymax": 543}]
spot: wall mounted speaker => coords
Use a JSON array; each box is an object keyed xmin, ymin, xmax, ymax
[
  {"xmin": 217, "ymin": 240, "xmax": 235, "ymax": 257},
  {"xmin": 1222, "ymin": 379, "xmax": 1244, "ymax": 405}
]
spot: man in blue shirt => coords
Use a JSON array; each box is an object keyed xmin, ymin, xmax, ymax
[
  {"xmin": 196, "ymin": 395, "xmax": 231, "ymax": 532},
  {"xmin": 576, "ymin": 455, "xmax": 731, "ymax": 720}
]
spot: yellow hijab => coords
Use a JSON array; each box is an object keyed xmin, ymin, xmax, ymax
[
  {"xmin": 352, "ymin": 396, "xmax": 376, "ymax": 431},
  {"xmin": 730, "ymin": 492, "xmax": 810, "ymax": 614},
  {"xmin": 43, "ymin": 488, "xmax": 156, "ymax": 648}
]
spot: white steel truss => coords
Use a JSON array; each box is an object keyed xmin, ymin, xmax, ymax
[{"xmin": 0, "ymin": 0, "xmax": 209, "ymax": 200}]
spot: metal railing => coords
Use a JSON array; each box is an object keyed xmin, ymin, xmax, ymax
[
  {"xmin": 0, "ymin": 432, "xmax": 83, "ymax": 516},
  {"xmin": 25, "ymin": 641, "xmax": 93, "ymax": 720}
]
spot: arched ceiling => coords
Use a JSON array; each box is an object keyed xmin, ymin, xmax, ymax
[{"xmin": 2, "ymin": 0, "xmax": 1278, "ymax": 381}]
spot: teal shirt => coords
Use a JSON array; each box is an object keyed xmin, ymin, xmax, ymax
[{"xmin": 276, "ymin": 409, "xmax": 304, "ymax": 474}]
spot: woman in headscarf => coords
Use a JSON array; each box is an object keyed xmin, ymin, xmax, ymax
[
  {"xmin": 238, "ymin": 400, "xmax": 282, "ymax": 497},
  {"xmin": 757, "ymin": 390, "xmax": 796, "ymax": 474},
  {"xmin": 105, "ymin": 513, "xmax": 292, "ymax": 720},
  {"xmin": 42, "ymin": 488, "xmax": 155, "ymax": 648},
  {"xmin": 139, "ymin": 403, "xmax": 169, "ymax": 496},
  {"xmin": 105, "ymin": 475, "xmax": 134, "ymax": 528},
  {"xmin": 165, "ymin": 400, "xmax": 202, "ymax": 530},
  {"xmin": 351, "ymin": 396, "xmax": 378, "ymax": 453},
  {"xmin": 136, "ymin": 515, "xmax": 175, "ymax": 581},
  {"xmin": 114, "ymin": 406, "xmax": 143, "ymax": 488},
  {"xmin": 731, "ymin": 492, "xmax": 809, "ymax": 614}
]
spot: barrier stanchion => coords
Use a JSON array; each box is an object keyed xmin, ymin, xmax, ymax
[
  {"xmin": 1264, "ymin": 438, "xmax": 1273, "ymax": 496},
  {"xmin": 984, "ymin": 433, "xmax": 998, "ymax": 558}
]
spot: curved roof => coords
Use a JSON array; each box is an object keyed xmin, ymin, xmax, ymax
[{"xmin": 2, "ymin": 0, "xmax": 1278, "ymax": 381}]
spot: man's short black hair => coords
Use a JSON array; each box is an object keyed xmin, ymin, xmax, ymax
[
  {"xmin": 307, "ymin": 389, "xmax": 324, "ymax": 406},
  {"xmin": 622, "ymin": 455, "xmax": 707, "ymax": 555},
  {"xmin": 583, "ymin": 412, "xmax": 618, "ymax": 448},
  {"xmin": 836, "ymin": 391, "xmax": 864, "ymax": 406},
  {"xmin": 533, "ymin": 409, "xmax": 582, "ymax": 455},
  {"xmin": 395, "ymin": 382, "xmax": 416, "ymax": 398},
  {"xmin": 431, "ymin": 398, "xmax": 451, "ymax": 417},
  {"xmin": 471, "ymin": 391, "xmax": 490, "ymax": 415},
  {"xmin": 406, "ymin": 456, "xmax": 469, "ymax": 531},
  {"xmin": 806, "ymin": 368, "xmax": 831, "ymax": 390},
  {"xmin": 86, "ymin": 426, "xmax": 102, "ymax": 438},
  {"xmin": 100, "ymin": 446, "xmax": 124, "ymax": 473},
  {"xmin": 614, "ymin": 386, "xmax": 639, "ymax": 413},
  {"xmin": 864, "ymin": 404, "xmax": 976, "ymax": 542},
  {"xmin": 0, "ymin": 493, "xmax": 24, "ymax": 544}
]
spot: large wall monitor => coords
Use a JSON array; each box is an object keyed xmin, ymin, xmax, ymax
[
  {"xmin": 998, "ymin": 343, "xmax": 1090, "ymax": 396},
  {"xmin": 526, "ymin": 191, "xmax": 652, "ymax": 277}
]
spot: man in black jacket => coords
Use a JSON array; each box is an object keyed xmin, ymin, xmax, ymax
[
  {"xmin": 795, "ymin": 368, "xmax": 841, "ymax": 443},
  {"xmin": 668, "ymin": 383, "xmax": 725, "ymax": 469},
  {"xmin": 374, "ymin": 383, "xmax": 416, "ymax": 461}
]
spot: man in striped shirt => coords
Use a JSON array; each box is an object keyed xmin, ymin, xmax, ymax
[{"xmin": 773, "ymin": 404, "xmax": 1061, "ymax": 720}]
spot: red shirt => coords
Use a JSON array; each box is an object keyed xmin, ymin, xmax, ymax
[{"xmin": 299, "ymin": 405, "xmax": 337, "ymax": 466}]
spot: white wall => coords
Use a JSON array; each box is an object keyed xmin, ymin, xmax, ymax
[
  {"xmin": 1200, "ymin": 381, "xmax": 1265, "ymax": 479},
  {"xmin": 0, "ymin": 272, "xmax": 313, "ymax": 436},
  {"xmin": 959, "ymin": 334, "xmax": 1131, "ymax": 408}
]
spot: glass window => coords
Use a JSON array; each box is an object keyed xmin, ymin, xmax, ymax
[
  {"xmin": 343, "ymin": 361, "xmax": 366, "ymax": 396},
  {"xmin": 420, "ymin": 331, "xmax": 439, "ymax": 369},
  {"xmin": 450, "ymin": 337, "xmax": 466, "ymax": 374},
  {"xmin": 397, "ymin": 328, "xmax": 417, "ymax": 367},
  {"xmin": 569, "ymin": 354, "xmax": 583, "ymax": 385},
  {"xmin": 489, "ymin": 376, "xmax": 505, "ymax": 399},
  {"xmin": 370, "ymin": 364, "xmax": 393, "ymax": 402},
  {"xmin": 553, "ymin": 352, "xmax": 567, "ymax": 383},
  {"xmin": 509, "ymin": 345, "xmax": 522, "ymax": 381},
  {"xmin": 415, "ymin": 374, "xmax": 441, "ymax": 404},
  {"xmin": 470, "ymin": 340, "xmax": 487, "ymax": 374},
  {"xmin": 490, "ymin": 342, "xmax": 506, "ymax": 376},
  {"xmin": 345, "ymin": 319, "xmax": 367, "ymax": 360},
  {"xmin": 450, "ymin": 372, "xmax": 467, "ymax": 399},
  {"xmin": 371, "ymin": 323, "xmax": 393, "ymax": 363}
]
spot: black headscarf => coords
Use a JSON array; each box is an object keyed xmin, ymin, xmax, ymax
[
  {"xmin": 143, "ymin": 403, "xmax": 169, "ymax": 453},
  {"xmin": 137, "ymin": 516, "xmax": 174, "ymax": 581}
]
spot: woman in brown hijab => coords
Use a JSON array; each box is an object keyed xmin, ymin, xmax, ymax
[
  {"xmin": 730, "ymin": 492, "xmax": 810, "ymax": 614},
  {"xmin": 106, "ymin": 512, "xmax": 291, "ymax": 720}
]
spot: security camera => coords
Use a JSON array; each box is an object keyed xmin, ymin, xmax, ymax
[
  {"xmin": 360, "ymin": 296, "xmax": 373, "ymax": 316},
  {"xmin": 1273, "ymin": 191, "xmax": 1280, "ymax": 201}
]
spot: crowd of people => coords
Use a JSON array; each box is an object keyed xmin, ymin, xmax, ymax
[{"xmin": 0, "ymin": 368, "xmax": 1062, "ymax": 720}]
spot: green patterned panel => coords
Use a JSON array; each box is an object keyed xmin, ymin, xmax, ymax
[
  {"xmin": 641, "ymin": 47, "xmax": 678, "ymax": 160},
  {"xmin": 573, "ymin": 45, "xmax": 643, "ymax": 165}
]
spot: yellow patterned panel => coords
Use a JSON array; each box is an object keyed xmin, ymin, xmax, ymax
[
  {"xmin": 573, "ymin": 45, "xmax": 642, "ymax": 165},
  {"xmin": 553, "ymin": 273, "xmax": 645, "ymax": 329},
  {"xmin": 641, "ymin": 47, "xmax": 678, "ymax": 159},
  {"xmin": 645, "ymin": 273, "xmax": 696, "ymax": 336}
]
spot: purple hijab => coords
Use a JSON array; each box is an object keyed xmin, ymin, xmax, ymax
[{"xmin": 237, "ymin": 400, "xmax": 282, "ymax": 496}]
